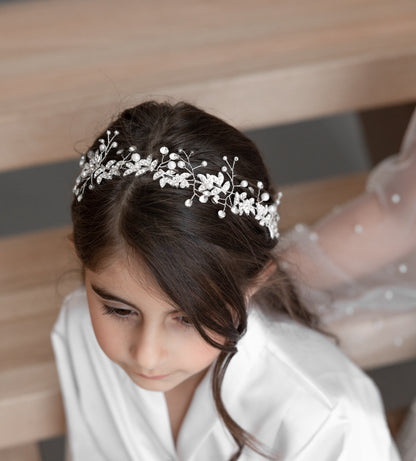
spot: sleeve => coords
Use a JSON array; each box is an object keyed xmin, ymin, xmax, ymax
[
  {"xmin": 279, "ymin": 107, "xmax": 416, "ymax": 291},
  {"xmin": 277, "ymin": 108, "xmax": 416, "ymax": 342},
  {"xmin": 279, "ymin": 376, "xmax": 401, "ymax": 461}
]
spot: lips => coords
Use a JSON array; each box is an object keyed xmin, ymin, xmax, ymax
[{"xmin": 134, "ymin": 372, "xmax": 170, "ymax": 380}]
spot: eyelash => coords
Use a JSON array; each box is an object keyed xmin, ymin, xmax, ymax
[
  {"xmin": 101, "ymin": 304, "xmax": 135, "ymax": 320},
  {"xmin": 100, "ymin": 304, "xmax": 192, "ymax": 327}
]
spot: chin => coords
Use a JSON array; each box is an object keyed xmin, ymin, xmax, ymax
[{"xmin": 127, "ymin": 372, "xmax": 180, "ymax": 392}]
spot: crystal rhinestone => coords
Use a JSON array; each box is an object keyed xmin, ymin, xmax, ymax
[
  {"xmin": 231, "ymin": 206, "xmax": 238, "ymax": 214},
  {"xmin": 114, "ymin": 130, "xmax": 119, "ymax": 135},
  {"xmin": 160, "ymin": 146, "xmax": 169, "ymax": 155},
  {"xmin": 199, "ymin": 195, "xmax": 209, "ymax": 203},
  {"xmin": 106, "ymin": 130, "xmax": 111, "ymax": 135},
  {"xmin": 221, "ymin": 166, "xmax": 227, "ymax": 172},
  {"xmin": 99, "ymin": 144, "xmax": 106, "ymax": 152},
  {"xmin": 99, "ymin": 138, "xmax": 104, "ymax": 143},
  {"xmin": 240, "ymin": 180, "xmax": 248, "ymax": 187},
  {"xmin": 185, "ymin": 199, "xmax": 193, "ymax": 207},
  {"xmin": 218, "ymin": 210, "xmax": 226, "ymax": 218},
  {"xmin": 178, "ymin": 161, "xmax": 185, "ymax": 168},
  {"xmin": 234, "ymin": 156, "xmax": 239, "ymax": 161},
  {"xmin": 128, "ymin": 146, "xmax": 136, "ymax": 152},
  {"xmin": 222, "ymin": 156, "xmax": 228, "ymax": 161},
  {"xmin": 201, "ymin": 161, "xmax": 208, "ymax": 167},
  {"xmin": 391, "ymin": 194, "xmax": 401, "ymax": 204},
  {"xmin": 132, "ymin": 153, "xmax": 141, "ymax": 162},
  {"xmin": 399, "ymin": 264, "xmax": 408, "ymax": 274},
  {"xmin": 261, "ymin": 192, "xmax": 270, "ymax": 201},
  {"xmin": 354, "ymin": 224, "xmax": 363, "ymax": 234},
  {"xmin": 111, "ymin": 142, "xmax": 118, "ymax": 148}
]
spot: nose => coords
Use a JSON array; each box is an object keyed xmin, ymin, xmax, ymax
[{"xmin": 130, "ymin": 323, "xmax": 166, "ymax": 372}]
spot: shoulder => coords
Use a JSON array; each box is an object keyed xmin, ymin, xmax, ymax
[
  {"xmin": 238, "ymin": 309, "xmax": 384, "ymax": 418},
  {"xmin": 230, "ymin": 311, "xmax": 398, "ymax": 457}
]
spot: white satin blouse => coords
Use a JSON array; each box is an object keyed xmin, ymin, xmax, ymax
[{"xmin": 52, "ymin": 287, "xmax": 399, "ymax": 461}]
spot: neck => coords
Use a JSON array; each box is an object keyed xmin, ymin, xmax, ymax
[{"xmin": 164, "ymin": 367, "xmax": 209, "ymax": 445}]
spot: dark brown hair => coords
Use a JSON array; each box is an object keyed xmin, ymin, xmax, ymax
[{"xmin": 71, "ymin": 100, "xmax": 320, "ymax": 460}]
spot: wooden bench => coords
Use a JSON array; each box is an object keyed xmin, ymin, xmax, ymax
[{"xmin": 2, "ymin": 0, "xmax": 416, "ymax": 458}]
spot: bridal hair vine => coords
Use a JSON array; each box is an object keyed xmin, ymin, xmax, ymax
[{"xmin": 73, "ymin": 130, "xmax": 282, "ymax": 239}]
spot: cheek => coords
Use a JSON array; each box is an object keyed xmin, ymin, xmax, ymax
[
  {"xmin": 177, "ymin": 334, "xmax": 222, "ymax": 371},
  {"xmin": 89, "ymin": 306, "xmax": 125, "ymax": 362}
]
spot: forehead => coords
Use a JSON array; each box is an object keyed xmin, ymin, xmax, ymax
[{"xmin": 85, "ymin": 254, "xmax": 173, "ymax": 307}]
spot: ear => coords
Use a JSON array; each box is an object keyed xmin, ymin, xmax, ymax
[{"xmin": 245, "ymin": 260, "xmax": 276, "ymax": 301}]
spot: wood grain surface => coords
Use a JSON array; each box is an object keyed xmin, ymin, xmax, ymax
[{"xmin": 2, "ymin": 0, "xmax": 416, "ymax": 170}]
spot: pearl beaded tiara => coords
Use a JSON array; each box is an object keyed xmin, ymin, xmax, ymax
[{"xmin": 73, "ymin": 130, "xmax": 282, "ymax": 239}]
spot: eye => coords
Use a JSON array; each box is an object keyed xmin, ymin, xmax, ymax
[
  {"xmin": 101, "ymin": 304, "xmax": 136, "ymax": 320},
  {"xmin": 174, "ymin": 314, "xmax": 193, "ymax": 327}
]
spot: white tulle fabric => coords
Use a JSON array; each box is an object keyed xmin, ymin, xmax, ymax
[{"xmin": 278, "ymin": 108, "xmax": 416, "ymax": 460}]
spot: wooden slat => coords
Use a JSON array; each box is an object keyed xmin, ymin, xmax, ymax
[
  {"xmin": 0, "ymin": 443, "xmax": 41, "ymax": 461},
  {"xmin": 2, "ymin": 0, "xmax": 416, "ymax": 171},
  {"xmin": 279, "ymin": 171, "xmax": 369, "ymax": 231}
]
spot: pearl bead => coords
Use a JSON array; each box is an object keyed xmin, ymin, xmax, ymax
[
  {"xmin": 240, "ymin": 180, "xmax": 248, "ymax": 187},
  {"xmin": 218, "ymin": 210, "xmax": 226, "ymax": 218},
  {"xmin": 399, "ymin": 264, "xmax": 408, "ymax": 274},
  {"xmin": 309, "ymin": 232, "xmax": 318, "ymax": 241},
  {"xmin": 384, "ymin": 290, "xmax": 393, "ymax": 300},
  {"xmin": 185, "ymin": 199, "xmax": 193, "ymax": 207},
  {"xmin": 354, "ymin": 224, "xmax": 363, "ymax": 234},
  {"xmin": 391, "ymin": 194, "xmax": 401, "ymax": 204},
  {"xmin": 160, "ymin": 146, "xmax": 169, "ymax": 155},
  {"xmin": 295, "ymin": 223, "xmax": 305, "ymax": 233}
]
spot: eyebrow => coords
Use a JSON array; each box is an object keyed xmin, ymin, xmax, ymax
[
  {"xmin": 90, "ymin": 283, "xmax": 180, "ymax": 314},
  {"xmin": 91, "ymin": 284, "xmax": 141, "ymax": 310}
]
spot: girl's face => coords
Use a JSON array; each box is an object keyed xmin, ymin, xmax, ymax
[{"xmin": 84, "ymin": 256, "xmax": 223, "ymax": 394}]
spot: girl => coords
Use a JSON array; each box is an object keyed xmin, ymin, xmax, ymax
[{"xmin": 52, "ymin": 100, "xmax": 399, "ymax": 460}]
